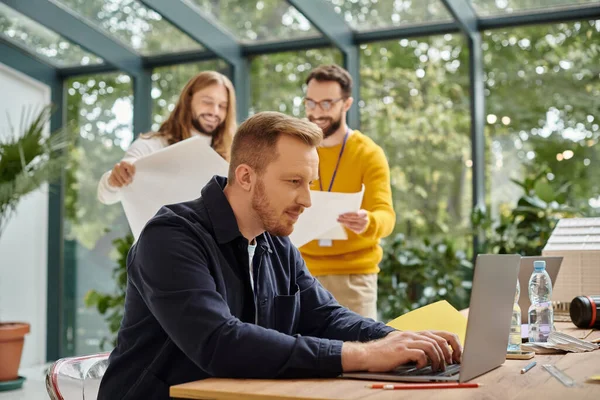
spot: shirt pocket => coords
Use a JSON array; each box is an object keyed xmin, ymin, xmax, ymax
[{"xmin": 273, "ymin": 284, "xmax": 301, "ymax": 335}]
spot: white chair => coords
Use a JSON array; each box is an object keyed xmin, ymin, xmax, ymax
[{"xmin": 45, "ymin": 353, "xmax": 110, "ymax": 400}]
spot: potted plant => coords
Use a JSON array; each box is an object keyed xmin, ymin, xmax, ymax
[{"xmin": 0, "ymin": 105, "xmax": 71, "ymax": 389}]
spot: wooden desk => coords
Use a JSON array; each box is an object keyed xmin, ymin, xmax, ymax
[{"xmin": 171, "ymin": 323, "xmax": 600, "ymax": 400}]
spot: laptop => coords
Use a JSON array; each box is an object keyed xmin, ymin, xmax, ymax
[
  {"xmin": 341, "ymin": 254, "xmax": 521, "ymax": 383},
  {"xmin": 518, "ymin": 256, "xmax": 563, "ymax": 324}
]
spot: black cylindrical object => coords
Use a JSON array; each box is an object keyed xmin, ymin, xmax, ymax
[{"xmin": 569, "ymin": 295, "xmax": 600, "ymax": 329}]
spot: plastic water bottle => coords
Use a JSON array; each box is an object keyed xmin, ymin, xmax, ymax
[
  {"xmin": 507, "ymin": 278, "xmax": 521, "ymax": 351},
  {"xmin": 528, "ymin": 260, "xmax": 554, "ymax": 343}
]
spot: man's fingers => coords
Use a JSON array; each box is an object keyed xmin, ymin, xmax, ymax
[
  {"xmin": 108, "ymin": 175, "xmax": 121, "ymax": 187},
  {"xmin": 415, "ymin": 335, "xmax": 447, "ymax": 370},
  {"xmin": 432, "ymin": 331, "xmax": 462, "ymax": 363},
  {"xmin": 338, "ymin": 215, "xmax": 363, "ymax": 221},
  {"xmin": 339, "ymin": 222, "xmax": 363, "ymax": 234},
  {"xmin": 123, "ymin": 163, "xmax": 136, "ymax": 179},
  {"xmin": 112, "ymin": 171, "xmax": 126, "ymax": 186},
  {"xmin": 405, "ymin": 340, "xmax": 443, "ymax": 371},
  {"xmin": 401, "ymin": 349, "xmax": 428, "ymax": 370},
  {"xmin": 420, "ymin": 332, "xmax": 452, "ymax": 365},
  {"xmin": 115, "ymin": 168, "xmax": 132, "ymax": 185},
  {"xmin": 118, "ymin": 164, "xmax": 133, "ymax": 181}
]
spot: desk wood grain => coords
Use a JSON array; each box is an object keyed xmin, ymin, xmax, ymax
[{"xmin": 171, "ymin": 323, "xmax": 600, "ymax": 400}]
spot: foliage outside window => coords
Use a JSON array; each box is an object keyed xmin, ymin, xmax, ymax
[
  {"xmin": 360, "ymin": 34, "xmax": 472, "ymax": 242},
  {"xmin": 484, "ymin": 20, "xmax": 600, "ymax": 218},
  {"xmin": 250, "ymin": 48, "xmax": 343, "ymax": 115},
  {"xmin": 188, "ymin": 0, "xmax": 317, "ymax": 43}
]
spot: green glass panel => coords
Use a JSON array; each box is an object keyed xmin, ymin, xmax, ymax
[
  {"xmin": 55, "ymin": 0, "xmax": 203, "ymax": 55},
  {"xmin": 187, "ymin": 0, "xmax": 319, "ymax": 43},
  {"xmin": 0, "ymin": 3, "xmax": 102, "ymax": 67},
  {"xmin": 472, "ymin": 0, "xmax": 600, "ymax": 16},
  {"xmin": 323, "ymin": 0, "xmax": 453, "ymax": 31}
]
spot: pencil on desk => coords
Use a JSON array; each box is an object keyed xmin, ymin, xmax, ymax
[
  {"xmin": 365, "ymin": 383, "xmax": 481, "ymax": 390},
  {"xmin": 521, "ymin": 361, "xmax": 537, "ymax": 374}
]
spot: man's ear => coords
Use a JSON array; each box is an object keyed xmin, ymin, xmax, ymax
[
  {"xmin": 343, "ymin": 97, "xmax": 354, "ymax": 113},
  {"xmin": 235, "ymin": 164, "xmax": 255, "ymax": 192}
]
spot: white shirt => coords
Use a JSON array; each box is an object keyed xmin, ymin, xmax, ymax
[
  {"xmin": 97, "ymin": 132, "xmax": 212, "ymax": 205},
  {"xmin": 248, "ymin": 242, "xmax": 257, "ymax": 293},
  {"xmin": 248, "ymin": 241, "xmax": 258, "ymax": 324}
]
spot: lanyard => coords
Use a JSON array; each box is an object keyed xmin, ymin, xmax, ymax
[{"xmin": 318, "ymin": 128, "xmax": 350, "ymax": 192}]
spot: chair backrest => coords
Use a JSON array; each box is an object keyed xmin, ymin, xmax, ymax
[{"xmin": 45, "ymin": 352, "xmax": 110, "ymax": 400}]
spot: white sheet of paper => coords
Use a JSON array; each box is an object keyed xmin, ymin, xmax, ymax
[
  {"xmin": 290, "ymin": 186, "xmax": 364, "ymax": 248},
  {"xmin": 317, "ymin": 224, "xmax": 348, "ymax": 240},
  {"xmin": 120, "ymin": 136, "xmax": 229, "ymax": 239}
]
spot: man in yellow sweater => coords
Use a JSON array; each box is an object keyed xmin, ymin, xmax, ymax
[{"xmin": 300, "ymin": 64, "xmax": 395, "ymax": 320}]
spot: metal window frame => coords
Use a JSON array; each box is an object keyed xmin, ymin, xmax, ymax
[{"xmin": 440, "ymin": 0, "xmax": 485, "ymax": 254}]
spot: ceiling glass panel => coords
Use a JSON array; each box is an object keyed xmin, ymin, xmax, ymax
[
  {"xmin": 54, "ymin": 0, "xmax": 203, "ymax": 55},
  {"xmin": 323, "ymin": 0, "xmax": 453, "ymax": 31},
  {"xmin": 186, "ymin": 0, "xmax": 319, "ymax": 43},
  {"xmin": 471, "ymin": 0, "xmax": 600, "ymax": 16},
  {"xmin": 0, "ymin": 3, "xmax": 103, "ymax": 67}
]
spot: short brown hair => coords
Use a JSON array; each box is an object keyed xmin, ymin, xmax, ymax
[
  {"xmin": 305, "ymin": 64, "xmax": 353, "ymax": 98},
  {"xmin": 228, "ymin": 112, "xmax": 323, "ymax": 182}
]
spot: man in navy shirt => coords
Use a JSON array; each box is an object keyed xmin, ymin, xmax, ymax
[{"xmin": 98, "ymin": 112, "xmax": 461, "ymax": 399}]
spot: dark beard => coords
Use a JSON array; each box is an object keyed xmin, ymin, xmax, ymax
[
  {"xmin": 192, "ymin": 115, "xmax": 219, "ymax": 137},
  {"xmin": 323, "ymin": 117, "xmax": 342, "ymax": 138},
  {"xmin": 309, "ymin": 111, "xmax": 343, "ymax": 139}
]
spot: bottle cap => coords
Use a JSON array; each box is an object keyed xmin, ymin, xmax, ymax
[{"xmin": 533, "ymin": 260, "xmax": 546, "ymax": 271}]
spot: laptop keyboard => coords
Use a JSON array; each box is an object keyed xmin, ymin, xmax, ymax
[{"xmin": 393, "ymin": 363, "xmax": 461, "ymax": 377}]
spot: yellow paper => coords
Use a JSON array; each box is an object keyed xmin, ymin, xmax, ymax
[{"xmin": 386, "ymin": 300, "xmax": 468, "ymax": 345}]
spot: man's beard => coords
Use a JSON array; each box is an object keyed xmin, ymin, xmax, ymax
[
  {"xmin": 192, "ymin": 114, "xmax": 220, "ymax": 136},
  {"xmin": 251, "ymin": 178, "xmax": 302, "ymax": 237},
  {"xmin": 309, "ymin": 110, "xmax": 343, "ymax": 139}
]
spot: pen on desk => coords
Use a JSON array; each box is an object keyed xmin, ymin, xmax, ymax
[
  {"xmin": 365, "ymin": 383, "xmax": 481, "ymax": 390},
  {"xmin": 591, "ymin": 337, "xmax": 600, "ymax": 344},
  {"xmin": 521, "ymin": 361, "xmax": 537, "ymax": 374}
]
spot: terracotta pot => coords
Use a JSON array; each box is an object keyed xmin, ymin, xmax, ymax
[{"xmin": 0, "ymin": 322, "xmax": 30, "ymax": 382}]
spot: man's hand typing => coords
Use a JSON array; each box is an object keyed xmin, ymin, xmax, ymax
[{"xmin": 341, "ymin": 330, "xmax": 462, "ymax": 373}]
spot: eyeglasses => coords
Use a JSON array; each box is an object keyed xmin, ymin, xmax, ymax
[{"xmin": 304, "ymin": 97, "xmax": 344, "ymax": 111}]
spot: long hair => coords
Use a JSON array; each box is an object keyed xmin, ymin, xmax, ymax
[{"xmin": 152, "ymin": 71, "xmax": 237, "ymax": 161}]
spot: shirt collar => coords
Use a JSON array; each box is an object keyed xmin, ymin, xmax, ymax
[{"xmin": 201, "ymin": 176, "xmax": 272, "ymax": 253}]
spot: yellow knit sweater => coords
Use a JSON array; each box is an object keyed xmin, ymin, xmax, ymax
[{"xmin": 300, "ymin": 130, "xmax": 395, "ymax": 276}]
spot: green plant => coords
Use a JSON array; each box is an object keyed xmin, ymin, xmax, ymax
[
  {"xmin": 84, "ymin": 233, "xmax": 134, "ymax": 349},
  {"xmin": 377, "ymin": 233, "xmax": 473, "ymax": 322},
  {"xmin": 0, "ymin": 105, "xmax": 71, "ymax": 238},
  {"xmin": 473, "ymin": 169, "xmax": 583, "ymax": 256}
]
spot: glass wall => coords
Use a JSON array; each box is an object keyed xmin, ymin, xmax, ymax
[
  {"xmin": 484, "ymin": 20, "xmax": 600, "ymax": 217},
  {"xmin": 188, "ymin": 0, "xmax": 318, "ymax": 43},
  {"xmin": 54, "ymin": 0, "xmax": 202, "ymax": 55},
  {"xmin": 250, "ymin": 48, "xmax": 343, "ymax": 115},
  {"xmin": 64, "ymin": 72, "xmax": 133, "ymax": 355},
  {"xmin": 360, "ymin": 34, "xmax": 472, "ymax": 239}
]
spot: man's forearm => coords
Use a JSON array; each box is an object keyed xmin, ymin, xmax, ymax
[{"xmin": 341, "ymin": 341, "xmax": 368, "ymax": 372}]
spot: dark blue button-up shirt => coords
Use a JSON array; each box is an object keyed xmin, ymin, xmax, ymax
[{"xmin": 98, "ymin": 176, "xmax": 395, "ymax": 399}]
